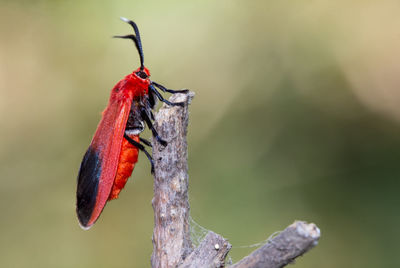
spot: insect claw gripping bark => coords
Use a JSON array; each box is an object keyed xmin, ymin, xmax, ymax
[
  {"xmin": 76, "ymin": 18, "xmax": 188, "ymax": 229},
  {"xmin": 149, "ymin": 84, "xmax": 184, "ymax": 107}
]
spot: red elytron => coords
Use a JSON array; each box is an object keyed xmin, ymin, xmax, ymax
[{"xmin": 76, "ymin": 18, "xmax": 188, "ymax": 229}]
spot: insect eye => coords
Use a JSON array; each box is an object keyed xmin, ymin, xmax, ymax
[{"xmin": 136, "ymin": 71, "xmax": 148, "ymax": 79}]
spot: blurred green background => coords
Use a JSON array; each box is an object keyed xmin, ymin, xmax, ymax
[{"xmin": 1, "ymin": 0, "xmax": 400, "ymax": 267}]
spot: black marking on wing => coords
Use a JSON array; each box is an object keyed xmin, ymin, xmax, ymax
[{"xmin": 76, "ymin": 146, "xmax": 102, "ymax": 227}]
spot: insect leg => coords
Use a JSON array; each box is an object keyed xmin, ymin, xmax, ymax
[
  {"xmin": 124, "ymin": 133, "xmax": 154, "ymax": 174},
  {"xmin": 152, "ymin": 82, "xmax": 189, "ymax": 94},
  {"xmin": 140, "ymin": 108, "xmax": 168, "ymax": 146},
  {"xmin": 139, "ymin": 137, "xmax": 152, "ymax": 147},
  {"xmin": 149, "ymin": 84, "xmax": 184, "ymax": 107}
]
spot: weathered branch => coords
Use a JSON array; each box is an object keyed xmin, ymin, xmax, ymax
[
  {"xmin": 150, "ymin": 92, "xmax": 320, "ymax": 268},
  {"xmin": 179, "ymin": 231, "xmax": 232, "ymax": 268},
  {"xmin": 151, "ymin": 92, "xmax": 195, "ymax": 268},
  {"xmin": 230, "ymin": 221, "xmax": 320, "ymax": 268}
]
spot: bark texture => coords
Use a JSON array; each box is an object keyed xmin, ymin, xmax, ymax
[
  {"xmin": 150, "ymin": 92, "xmax": 320, "ymax": 268},
  {"xmin": 179, "ymin": 231, "xmax": 232, "ymax": 268},
  {"xmin": 230, "ymin": 221, "xmax": 320, "ymax": 268},
  {"xmin": 151, "ymin": 92, "xmax": 195, "ymax": 268}
]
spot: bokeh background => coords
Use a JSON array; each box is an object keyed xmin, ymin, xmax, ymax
[{"xmin": 1, "ymin": 0, "xmax": 400, "ymax": 267}]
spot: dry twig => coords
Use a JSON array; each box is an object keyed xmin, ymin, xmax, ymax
[
  {"xmin": 150, "ymin": 92, "xmax": 320, "ymax": 268},
  {"xmin": 151, "ymin": 92, "xmax": 194, "ymax": 268}
]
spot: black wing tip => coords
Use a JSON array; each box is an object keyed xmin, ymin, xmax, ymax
[
  {"xmin": 77, "ymin": 213, "xmax": 93, "ymax": 230},
  {"xmin": 76, "ymin": 146, "xmax": 102, "ymax": 230},
  {"xmin": 76, "ymin": 197, "xmax": 95, "ymax": 230}
]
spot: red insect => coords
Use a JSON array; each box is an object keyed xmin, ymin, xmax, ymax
[{"xmin": 76, "ymin": 18, "xmax": 188, "ymax": 229}]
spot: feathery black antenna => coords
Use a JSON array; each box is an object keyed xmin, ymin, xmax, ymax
[{"xmin": 114, "ymin": 17, "xmax": 144, "ymax": 70}]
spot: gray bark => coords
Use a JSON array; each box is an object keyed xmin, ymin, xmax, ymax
[
  {"xmin": 230, "ymin": 221, "xmax": 320, "ymax": 268},
  {"xmin": 150, "ymin": 92, "xmax": 320, "ymax": 268},
  {"xmin": 179, "ymin": 231, "xmax": 232, "ymax": 268},
  {"xmin": 151, "ymin": 92, "xmax": 195, "ymax": 268}
]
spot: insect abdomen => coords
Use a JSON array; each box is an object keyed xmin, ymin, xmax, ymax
[{"xmin": 108, "ymin": 135, "xmax": 140, "ymax": 200}]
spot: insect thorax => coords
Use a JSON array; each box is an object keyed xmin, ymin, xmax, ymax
[{"xmin": 125, "ymin": 98, "xmax": 146, "ymax": 135}]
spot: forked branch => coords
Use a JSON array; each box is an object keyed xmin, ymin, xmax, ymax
[{"xmin": 151, "ymin": 92, "xmax": 320, "ymax": 268}]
